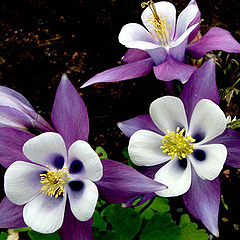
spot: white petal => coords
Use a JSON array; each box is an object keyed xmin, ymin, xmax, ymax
[
  {"xmin": 119, "ymin": 23, "xmax": 158, "ymax": 50},
  {"xmin": 150, "ymin": 96, "xmax": 188, "ymax": 134},
  {"xmin": 128, "ymin": 130, "xmax": 170, "ymax": 166},
  {"xmin": 68, "ymin": 140, "xmax": 103, "ymax": 182},
  {"xmin": 67, "ymin": 179, "xmax": 98, "ymax": 221},
  {"xmin": 141, "ymin": 1, "xmax": 176, "ymax": 41},
  {"xmin": 170, "ymin": 22, "xmax": 199, "ymax": 48},
  {"xmin": 23, "ymin": 132, "xmax": 67, "ymax": 168},
  {"xmin": 154, "ymin": 157, "xmax": 191, "ymax": 197},
  {"xmin": 174, "ymin": 4, "xmax": 198, "ymax": 40},
  {"xmin": 188, "ymin": 144, "xmax": 227, "ymax": 180},
  {"xmin": 4, "ymin": 161, "xmax": 45, "ymax": 205},
  {"xmin": 188, "ymin": 99, "xmax": 226, "ymax": 145},
  {"xmin": 23, "ymin": 193, "xmax": 66, "ymax": 234}
]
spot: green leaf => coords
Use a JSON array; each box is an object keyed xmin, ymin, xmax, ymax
[
  {"xmin": 13, "ymin": 227, "xmax": 31, "ymax": 232},
  {"xmin": 28, "ymin": 230, "xmax": 61, "ymax": 240},
  {"xmin": 95, "ymin": 146, "xmax": 108, "ymax": 159},
  {"xmin": 98, "ymin": 231, "xmax": 120, "ymax": 240},
  {"xmin": 150, "ymin": 197, "xmax": 170, "ymax": 213},
  {"xmin": 135, "ymin": 197, "xmax": 170, "ymax": 220},
  {"xmin": 123, "ymin": 147, "xmax": 130, "ymax": 159},
  {"xmin": 0, "ymin": 232, "xmax": 7, "ymax": 240},
  {"xmin": 92, "ymin": 210, "xmax": 107, "ymax": 232},
  {"xmin": 178, "ymin": 214, "xmax": 208, "ymax": 240},
  {"xmin": 140, "ymin": 213, "xmax": 180, "ymax": 240},
  {"xmin": 106, "ymin": 204, "xmax": 142, "ymax": 240}
]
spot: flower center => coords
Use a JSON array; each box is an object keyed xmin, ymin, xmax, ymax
[
  {"xmin": 141, "ymin": 0, "xmax": 172, "ymax": 47},
  {"xmin": 160, "ymin": 127, "xmax": 195, "ymax": 159},
  {"xmin": 40, "ymin": 165, "xmax": 72, "ymax": 198}
]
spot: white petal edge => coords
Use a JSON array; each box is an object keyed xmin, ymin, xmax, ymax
[
  {"xmin": 68, "ymin": 140, "xmax": 103, "ymax": 181},
  {"xmin": 67, "ymin": 179, "xmax": 98, "ymax": 221},
  {"xmin": 119, "ymin": 23, "xmax": 157, "ymax": 49},
  {"xmin": 141, "ymin": 1, "xmax": 176, "ymax": 41},
  {"xmin": 23, "ymin": 132, "xmax": 68, "ymax": 167},
  {"xmin": 170, "ymin": 22, "xmax": 199, "ymax": 48},
  {"xmin": 174, "ymin": 4, "xmax": 198, "ymax": 40},
  {"xmin": 4, "ymin": 161, "xmax": 45, "ymax": 205},
  {"xmin": 154, "ymin": 157, "xmax": 191, "ymax": 197},
  {"xmin": 188, "ymin": 99, "xmax": 226, "ymax": 145},
  {"xmin": 150, "ymin": 96, "xmax": 188, "ymax": 134},
  {"xmin": 128, "ymin": 130, "xmax": 170, "ymax": 166},
  {"xmin": 188, "ymin": 144, "xmax": 227, "ymax": 180},
  {"xmin": 23, "ymin": 193, "xmax": 66, "ymax": 234}
]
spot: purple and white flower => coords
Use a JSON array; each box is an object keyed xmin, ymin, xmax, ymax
[
  {"xmin": 0, "ymin": 74, "xmax": 165, "ymax": 239},
  {"xmin": 81, "ymin": 0, "xmax": 240, "ymax": 87},
  {"xmin": 118, "ymin": 59, "xmax": 240, "ymax": 236},
  {"xmin": 128, "ymin": 95, "xmax": 227, "ymax": 197},
  {"xmin": 4, "ymin": 132, "xmax": 103, "ymax": 234}
]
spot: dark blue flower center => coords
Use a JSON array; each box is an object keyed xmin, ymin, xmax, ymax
[
  {"xmin": 192, "ymin": 132, "xmax": 205, "ymax": 143},
  {"xmin": 193, "ymin": 149, "xmax": 206, "ymax": 161},
  {"xmin": 69, "ymin": 159, "xmax": 84, "ymax": 174},
  {"xmin": 178, "ymin": 158, "xmax": 187, "ymax": 169},
  {"xmin": 69, "ymin": 181, "xmax": 84, "ymax": 192},
  {"xmin": 52, "ymin": 154, "xmax": 65, "ymax": 169}
]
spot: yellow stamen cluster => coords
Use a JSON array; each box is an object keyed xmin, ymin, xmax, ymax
[
  {"xmin": 40, "ymin": 165, "xmax": 72, "ymax": 198},
  {"xmin": 141, "ymin": 0, "xmax": 172, "ymax": 46},
  {"xmin": 161, "ymin": 127, "xmax": 195, "ymax": 159}
]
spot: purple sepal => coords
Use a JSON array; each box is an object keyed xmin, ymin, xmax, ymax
[
  {"xmin": 208, "ymin": 128, "xmax": 240, "ymax": 168},
  {"xmin": 81, "ymin": 58, "xmax": 154, "ymax": 88},
  {"xmin": 96, "ymin": 159, "xmax": 166, "ymax": 204},
  {"xmin": 0, "ymin": 106, "xmax": 32, "ymax": 129},
  {"xmin": 180, "ymin": 59, "xmax": 219, "ymax": 121},
  {"xmin": 117, "ymin": 114, "xmax": 162, "ymax": 138},
  {"xmin": 123, "ymin": 163, "xmax": 166, "ymax": 207},
  {"xmin": 51, "ymin": 74, "xmax": 89, "ymax": 149},
  {"xmin": 183, "ymin": 169, "xmax": 220, "ymax": 237},
  {"xmin": 0, "ymin": 127, "xmax": 34, "ymax": 168},
  {"xmin": 153, "ymin": 57, "xmax": 197, "ymax": 83},
  {"xmin": 0, "ymin": 197, "xmax": 26, "ymax": 229},
  {"xmin": 32, "ymin": 114, "xmax": 55, "ymax": 133},
  {"xmin": 186, "ymin": 27, "xmax": 240, "ymax": 59},
  {"xmin": 187, "ymin": 0, "xmax": 201, "ymax": 43},
  {"xmin": 0, "ymin": 86, "xmax": 33, "ymax": 110},
  {"xmin": 58, "ymin": 202, "xmax": 93, "ymax": 240},
  {"xmin": 122, "ymin": 49, "xmax": 150, "ymax": 63}
]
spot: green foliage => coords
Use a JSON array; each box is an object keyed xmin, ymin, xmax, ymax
[
  {"xmin": 13, "ymin": 227, "xmax": 31, "ymax": 232},
  {"xmin": 135, "ymin": 197, "xmax": 170, "ymax": 220},
  {"xmin": 28, "ymin": 230, "xmax": 61, "ymax": 240},
  {"xmin": 140, "ymin": 213, "xmax": 181, "ymax": 240},
  {"xmin": 102, "ymin": 204, "xmax": 142, "ymax": 240},
  {"xmin": 95, "ymin": 146, "xmax": 108, "ymax": 159},
  {"xmin": 92, "ymin": 196, "xmax": 208, "ymax": 240},
  {"xmin": 0, "ymin": 232, "xmax": 7, "ymax": 240},
  {"xmin": 92, "ymin": 210, "xmax": 107, "ymax": 232},
  {"xmin": 178, "ymin": 214, "xmax": 208, "ymax": 240}
]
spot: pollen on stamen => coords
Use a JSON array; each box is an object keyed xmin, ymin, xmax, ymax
[
  {"xmin": 141, "ymin": 0, "xmax": 172, "ymax": 46},
  {"xmin": 39, "ymin": 166, "xmax": 72, "ymax": 198},
  {"xmin": 161, "ymin": 127, "xmax": 195, "ymax": 160}
]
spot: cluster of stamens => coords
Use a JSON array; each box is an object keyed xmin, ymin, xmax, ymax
[
  {"xmin": 161, "ymin": 127, "xmax": 195, "ymax": 159},
  {"xmin": 141, "ymin": 0, "xmax": 172, "ymax": 46},
  {"xmin": 40, "ymin": 165, "xmax": 72, "ymax": 198}
]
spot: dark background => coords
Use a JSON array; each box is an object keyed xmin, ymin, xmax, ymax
[{"xmin": 0, "ymin": 0, "xmax": 240, "ymax": 239}]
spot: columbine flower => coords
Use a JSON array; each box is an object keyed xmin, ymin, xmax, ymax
[
  {"xmin": 128, "ymin": 95, "xmax": 227, "ymax": 197},
  {"xmin": 0, "ymin": 74, "xmax": 165, "ymax": 239},
  {"xmin": 81, "ymin": 0, "xmax": 240, "ymax": 88},
  {"xmin": 4, "ymin": 132, "xmax": 103, "ymax": 234},
  {"xmin": 0, "ymin": 86, "xmax": 53, "ymax": 132},
  {"xmin": 118, "ymin": 59, "xmax": 240, "ymax": 236}
]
